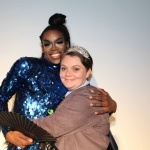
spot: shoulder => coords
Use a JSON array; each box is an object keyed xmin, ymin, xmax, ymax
[
  {"xmin": 73, "ymin": 84, "xmax": 97, "ymax": 94},
  {"xmin": 15, "ymin": 57, "xmax": 39, "ymax": 64},
  {"xmin": 72, "ymin": 85, "xmax": 97, "ymax": 97},
  {"xmin": 13, "ymin": 57, "xmax": 40, "ymax": 69},
  {"xmin": 9, "ymin": 57, "xmax": 41, "ymax": 77}
]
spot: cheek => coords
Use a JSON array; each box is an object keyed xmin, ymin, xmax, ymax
[
  {"xmin": 74, "ymin": 73, "xmax": 84, "ymax": 79},
  {"xmin": 60, "ymin": 73, "xmax": 65, "ymax": 84},
  {"xmin": 42, "ymin": 48, "xmax": 48, "ymax": 54},
  {"xmin": 61, "ymin": 44, "xmax": 68, "ymax": 51},
  {"xmin": 60, "ymin": 71, "xmax": 64, "ymax": 78},
  {"xmin": 78, "ymin": 72, "xmax": 88, "ymax": 80}
]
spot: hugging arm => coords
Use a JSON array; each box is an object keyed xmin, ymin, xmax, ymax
[
  {"xmin": 33, "ymin": 88, "xmax": 101, "ymax": 137},
  {"xmin": 89, "ymin": 88, "xmax": 117, "ymax": 115}
]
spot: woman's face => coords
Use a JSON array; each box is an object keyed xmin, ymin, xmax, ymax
[
  {"xmin": 60, "ymin": 55, "xmax": 91, "ymax": 91},
  {"xmin": 42, "ymin": 30, "xmax": 69, "ymax": 64}
]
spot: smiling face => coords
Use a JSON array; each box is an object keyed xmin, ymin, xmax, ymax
[
  {"xmin": 42, "ymin": 30, "xmax": 69, "ymax": 64},
  {"xmin": 60, "ymin": 55, "xmax": 91, "ymax": 91}
]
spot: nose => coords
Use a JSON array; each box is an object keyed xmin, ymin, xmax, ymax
[
  {"xmin": 51, "ymin": 44, "xmax": 57, "ymax": 51},
  {"xmin": 65, "ymin": 69, "xmax": 72, "ymax": 77}
]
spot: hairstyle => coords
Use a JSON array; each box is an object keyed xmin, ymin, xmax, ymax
[
  {"xmin": 40, "ymin": 13, "xmax": 71, "ymax": 47},
  {"xmin": 61, "ymin": 46, "xmax": 93, "ymax": 71}
]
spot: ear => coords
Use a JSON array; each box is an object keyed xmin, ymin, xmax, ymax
[{"xmin": 86, "ymin": 68, "xmax": 92, "ymax": 79}]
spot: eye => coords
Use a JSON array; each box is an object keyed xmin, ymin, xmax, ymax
[
  {"xmin": 73, "ymin": 68, "xmax": 80, "ymax": 71},
  {"xmin": 42, "ymin": 40, "xmax": 51, "ymax": 47},
  {"xmin": 60, "ymin": 66, "xmax": 66, "ymax": 71},
  {"xmin": 56, "ymin": 39, "xmax": 64, "ymax": 44}
]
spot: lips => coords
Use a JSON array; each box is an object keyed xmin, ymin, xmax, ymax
[
  {"xmin": 50, "ymin": 53, "xmax": 61, "ymax": 59},
  {"xmin": 64, "ymin": 79, "xmax": 74, "ymax": 82}
]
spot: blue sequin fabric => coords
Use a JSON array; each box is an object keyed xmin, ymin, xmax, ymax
[{"xmin": 0, "ymin": 57, "xmax": 67, "ymax": 150}]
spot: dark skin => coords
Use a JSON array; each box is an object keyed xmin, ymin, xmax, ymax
[
  {"xmin": 90, "ymin": 88, "xmax": 117, "ymax": 114},
  {"xmin": 6, "ymin": 89, "xmax": 117, "ymax": 149}
]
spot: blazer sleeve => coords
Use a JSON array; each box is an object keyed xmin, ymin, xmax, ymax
[{"xmin": 33, "ymin": 87, "xmax": 99, "ymax": 137}]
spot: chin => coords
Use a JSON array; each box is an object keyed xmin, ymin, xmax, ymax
[
  {"xmin": 53, "ymin": 62, "xmax": 60, "ymax": 65},
  {"xmin": 51, "ymin": 60, "xmax": 61, "ymax": 64},
  {"xmin": 66, "ymin": 86, "xmax": 75, "ymax": 91},
  {"xmin": 64, "ymin": 85, "xmax": 71, "ymax": 90}
]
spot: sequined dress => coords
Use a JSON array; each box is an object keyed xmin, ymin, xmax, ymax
[{"xmin": 0, "ymin": 57, "xmax": 67, "ymax": 150}]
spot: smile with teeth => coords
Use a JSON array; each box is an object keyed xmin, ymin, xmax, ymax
[{"xmin": 51, "ymin": 53, "xmax": 61, "ymax": 58}]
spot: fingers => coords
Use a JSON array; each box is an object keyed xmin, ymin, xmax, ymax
[
  {"xmin": 89, "ymin": 88, "xmax": 117, "ymax": 114},
  {"xmin": 97, "ymin": 88, "xmax": 108, "ymax": 95},
  {"xmin": 90, "ymin": 89, "xmax": 102, "ymax": 95},
  {"xmin": 94, "ymin": 107, "xmax": 110, "ymax": 115},
  {"xmin": 89, "ymin": 95, "xmax": 103, "ymax": 101},
  {"xmin": 90, "ymin": 101, "xmax": 107, "ymax": 107},
  {"xmin": 19, "ymin": 132, "xmax": 33, "ymax": 143},
  {"xmin": 89, "ymin": 89, "xmax": 109, "ymax": 101},
  {"xmin": 6, "ymin": 131, "xmax": 33, "ymax": 148},
  {"xmin": 89, "ymin": 90, "xmax": 102, "ymax": 101},
  {"xmin": 89, "ymin": 89, "xmax": 109, "ymax": 107},
  {"xmin": 90, "ymin": 88, "xmax": 108, "ymax": 95},
  {"xmin": 17, "ymin": 132, "xmax": 33, "ymax": 148}
]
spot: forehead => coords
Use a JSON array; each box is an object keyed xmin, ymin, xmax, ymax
[
  {"xmin": 43, "ymin": 30, "xmax": 64, "ymax": 41},
  {"xmin": 62, "ymin": 55, "xmax": 82, "ymax": 65}
]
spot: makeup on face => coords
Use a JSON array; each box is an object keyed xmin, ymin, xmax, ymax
[
  {"xmin": 42, "ymin": 30, "xmax": 69, "ymax": 64},
  {"xmin": 42, "ymin": 38, "xmax": 65, "ymax": 47}
]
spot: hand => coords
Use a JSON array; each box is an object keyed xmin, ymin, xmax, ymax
[
  {"xmin": 6, "ymin": 131, "xmax": 33, "ymax": 149},
  {"xmin": 89, "ymin": 88, "xmax": 117, "ymax": 115}
]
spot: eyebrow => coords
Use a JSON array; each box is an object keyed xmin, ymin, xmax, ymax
[
  {"xmin": 61, "ymin": 64, "xmax": 81, "ymax": 68},
  {"xmin": 43, "ymin": 38, "xmax": 64, "ymax": 41}
]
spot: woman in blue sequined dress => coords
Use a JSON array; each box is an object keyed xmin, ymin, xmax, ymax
[{"xmin": 0, "ymin": 13, "xmax": 117, "ymax": 150}]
